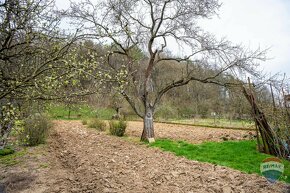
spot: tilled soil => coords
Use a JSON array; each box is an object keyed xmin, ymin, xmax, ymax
[
  {"xmin": 1, "ymin": 120, "xmax": 288, "ymax": 193},
  {"xmin": 126, "ymin": 121, "xmax": 255, "ymax": 143}
]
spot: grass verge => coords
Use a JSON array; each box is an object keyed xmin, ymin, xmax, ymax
[
  {"xmin": 150, "ymin": 139, "xmax": 290, "ymax": 183},
  {"xmin": 47, "ymin": 104, "xmax": 115, "ymax": 120}
]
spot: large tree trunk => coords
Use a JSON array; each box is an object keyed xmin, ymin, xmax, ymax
[{"xmin": 141, "ymin": 106, "xmax": 155, "ymax": 142}]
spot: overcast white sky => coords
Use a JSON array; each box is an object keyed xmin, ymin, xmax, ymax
[{"xmin": 55, "ymin": 0, "xmax": 290, "ymax": 76}]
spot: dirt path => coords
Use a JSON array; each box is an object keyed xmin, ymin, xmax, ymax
[
  {"xmin": 1, "ymin": 120, "xmax": 288, "ymax": 192},
  {"xmin": 126, "ymin": 121, "xmax": 255, "ymax": 143}
]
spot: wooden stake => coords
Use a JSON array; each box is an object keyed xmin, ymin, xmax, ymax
[{"xmin": 247, "ymin": 78, "xmax": 261, "ymax": 152}]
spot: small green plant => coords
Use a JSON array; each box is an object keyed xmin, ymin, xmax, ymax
[
  {"xmin": 0, "ymin": 147, "xmax": 15, "ymax": 156},
  {"xmin": 109, "ymin": 120, "xmax": 127, "ymax": 137},
  {"xmin": 39, "ymin": 163, "xmax": 49, "ymax": 168},
  {"xmin": 88, "ymin": 118, "xmax": 107, "ymax": 131},
  {"xmin": 19, "ymin": 114, "xmax": 51, "ymax": 146},
  {"xmin": 0, "ymin": 149, "xmax": 26, "ymax": 166},
  {"xmin": 82, "ymin": 119, "xmax": 88, "ymax": 125}
]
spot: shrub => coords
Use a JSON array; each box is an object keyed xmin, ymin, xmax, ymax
[
  {"xmin": 19, "ymin": 114, "xmax": 51, "ymax": 146},
  {"xmin": 82, "ymin": 119, "xmax": 88, "ymax": 125},
  {"xmin": 109, "ymin": 120, "xmax": 127, "ymax": 137},
  {"xmin": 88, "ymin": 118, "xmax": 107, "ymax": 131}
]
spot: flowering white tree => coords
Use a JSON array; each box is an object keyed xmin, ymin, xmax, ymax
[{"xmin": 0, "ymin": 0, "xmax": 84, "ymax": 149}]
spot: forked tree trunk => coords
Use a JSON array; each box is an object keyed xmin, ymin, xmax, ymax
[{"xmin": 141, "ymin": 106, "xmax": 155, "ymax": 142}]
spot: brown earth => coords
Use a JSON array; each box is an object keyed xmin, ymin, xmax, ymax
[
  {"xmin": 126, "ymin": 121, "xmax": 255, "ymax": 143},
  {"xmin": 0, "ymin": 120, "xmax": 288, "ymax": 193}
]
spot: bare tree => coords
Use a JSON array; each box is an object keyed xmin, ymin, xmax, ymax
[{"xmin": 68, "ymin": 0, "xmax": 266, "ymax": 141}]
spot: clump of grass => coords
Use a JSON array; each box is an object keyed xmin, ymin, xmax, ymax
[
  {"xmin": 0, "ymin": 147, "xmax": 15, "ymax": 156},
  {"xmin": 109, "ymin": 120, "xmax": 127, "ymax": 137},
  {"xmin": 82, "ymin": 119, "xmax": 88, "ymax": 125},
  {"xmin": 39, "ymin": 163, "xmax": 49, "ymax": 168},
  {"xmin": 150, "ymin": 139, "xmax": 290, "ymax": 183},
  {"xmin": 88, "ymin": 118, "xmax": 107, "ymax": 131},
  {"xmin": 0, "ymin": 149, "xmax": 26, "ymax": 166},
  {"xmin": 19, "ymin": 114, "xmax": 52, "ymax": 146}
]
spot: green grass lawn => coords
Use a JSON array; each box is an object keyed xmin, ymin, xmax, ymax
[
  {"xmin": 47, "ymin": 104, "xmax": 115, "ymax": 120},
  {"xmin": 150, "ymin": 139, "xmax": 290, "ymax": 183}
]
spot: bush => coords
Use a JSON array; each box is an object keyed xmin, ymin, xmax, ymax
[
  {"xmin": 109, "ymin": 120, "xmax": 127, "ymax": 137},
  {"xmin": 82, "ymin": 119, "xmax": 88, "ymax": 125},
  {"xmin": 19, "ymin": 114, "xmax": 51, "ymax": 146},
  {"xmin": 88, "ymin": 118, "xmax": 107, "ymax": 131}
]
